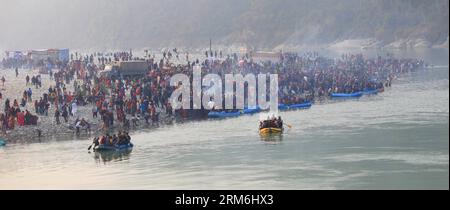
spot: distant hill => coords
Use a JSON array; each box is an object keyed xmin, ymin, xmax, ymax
[{"xmin": 0, "ymin": 0, "xmax": 448, "ymax": 51}]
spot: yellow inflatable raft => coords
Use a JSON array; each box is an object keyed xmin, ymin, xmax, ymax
[{"xmin": 259, "ymin": 127, "xmax": 283, "ymax": 135}]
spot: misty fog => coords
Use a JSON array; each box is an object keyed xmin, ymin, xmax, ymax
[{"xmin": 0, "ymin": 0, "xmax": 448, "ymax": 51}]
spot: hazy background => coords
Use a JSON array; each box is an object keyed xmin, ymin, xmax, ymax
[{"xmin": 0, "ymin": 0, "xmax": 448, "ymax": 51}]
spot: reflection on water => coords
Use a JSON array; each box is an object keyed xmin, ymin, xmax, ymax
[
  {"xmin": 92, "ymin": 150, "xmax": 133, "ymax": 163},
  {"xmin": 259, "ymin": 133, "xmax": 284, "ymax": 143}
]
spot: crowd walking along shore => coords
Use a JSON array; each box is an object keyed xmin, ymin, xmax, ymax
[{"xmin": 0, "ymin": 49, "xmax": 424, "ymax": 143}]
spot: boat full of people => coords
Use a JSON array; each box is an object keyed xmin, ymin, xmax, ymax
[
  {"xmin": 89, "ymin": 132, "xmax": 133, "ymax": 152},
  {"xmin": 259, "ymin": 116, "xmax": 284, "ymax": 135}
]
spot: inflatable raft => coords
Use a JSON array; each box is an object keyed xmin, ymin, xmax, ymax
[
  {"xmin": 242, "ymin": 106, "xmax": 261, "ymax": 115},
  {"xmin": 361, "ymin": 88, "xmax": 378, "ymax": 95},
  {"xmin": 208, "ymin": 102, "xmax": 313, "ymax": 118},
  {"xmin": 259, "ymin": 127, "xmax": 283, "ymax": 135},
  {"xmin": 261, "ymin": 104, "xmax": 291, "ymax": 111},
  {"xmin": 93, "ymin": 143, "xmax": 134, "ymax": 152},
  {"xmin": 330, "ymin": 92, "xmax": 363, "ymax": 98},
  {"xmin": 207, "ymin": 111, "xmax": 241, "ymax": 118},
  {"xmin": 288, "ymin": 102, "xmax": 312, "ymax": 109},
  {"xmin": 278, "ymin": 104, "xmax": 289, "ymax": 111},
  {"xmin": 0, "ymin": 139, "xmax": 5, "ymax": 146}
]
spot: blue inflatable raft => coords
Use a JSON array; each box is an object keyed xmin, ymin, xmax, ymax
[
  {"xmin": 208, "ymin": 111, "xmax": 242, "ymax": 118},
  {"xmin": 278, "ymin": 104, "xmax": 289, "ymax": 111},
  {"xmin": 330, "ymin": 92, "xmax": 363, "ymax": 98},
  {"xmin": 361, "ymin": 88, "xmax": 378, "ymax": 95},
  {"xmin": 208, "ymin": 102, "xmax": 313, "ymax": 118},
  {"xmin": 242, "ymin": 106, "xmax": 261, "ymax": 114},
  {"xmin": 288, "ymin": 102, "xmax": 312, "ymax": 109},
  {"xmin": 0, "ymin": 139, "xmax": 5, "ymax": 146},
  {"xmin": 260, "ymin": 104, "xmax": 289, "ymax": 111},
  {"xmin": 94, "ymin": 143, "xmax": 133, "ymax": 152}
]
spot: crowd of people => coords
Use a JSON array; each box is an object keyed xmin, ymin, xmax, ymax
[
  {"xmin": 1, "ymin": 97, "xmax": 38, "ymax": 133},
  {"xmin": 0, "ymin": 48, "xmax": 424, "ymax": 137}
]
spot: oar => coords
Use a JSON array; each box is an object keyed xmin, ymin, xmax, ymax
[
  {"xmin": 88, "ymin": 137, "xmax": 96, "ymax": 150},
  {"xmin": 89, "ymin": 137, "xmax": 101, "ymax": 150},
  {"xmin": 285, "ymin": 124, "xmax": 292, "ymax": 129},
  {"xmin": 88, "ymin": 143, "xmax": 94, "ymax": 150}
]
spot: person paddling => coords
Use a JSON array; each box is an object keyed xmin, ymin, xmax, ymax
[{"xmin": 88, "ymin": 137, "xmax": 100, "ymax": 150}]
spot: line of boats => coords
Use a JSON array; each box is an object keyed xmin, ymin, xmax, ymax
[
  {"xmin": 208, "ymin": 88, "xmax": 382, "ymax": 119},
  {"xmin": 208, "ymin": 102, "xmax": 313, "ymax": 118}
]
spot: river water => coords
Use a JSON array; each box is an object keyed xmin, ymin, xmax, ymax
[{"xmin": 0, "ymin": 49, "xmax": 448, "ymax": 189}]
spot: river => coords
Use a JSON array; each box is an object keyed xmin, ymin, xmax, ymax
[{"xmin": 0, "ymin": 48, "xmax": 448, "ymax": 189}]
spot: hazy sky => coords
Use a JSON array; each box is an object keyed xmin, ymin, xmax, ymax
[{"xmin": 0, "ymin": 0, "xmax": 448, "ymax": 51}]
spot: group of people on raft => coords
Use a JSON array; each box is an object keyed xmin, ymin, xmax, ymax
[
  {"xmin": 259, "ymin": 115, "xmax": 283, "ymax": 130},
  {"xmin": 91, "ymin": 131, "xmax": 131, "ymax": 148}
]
